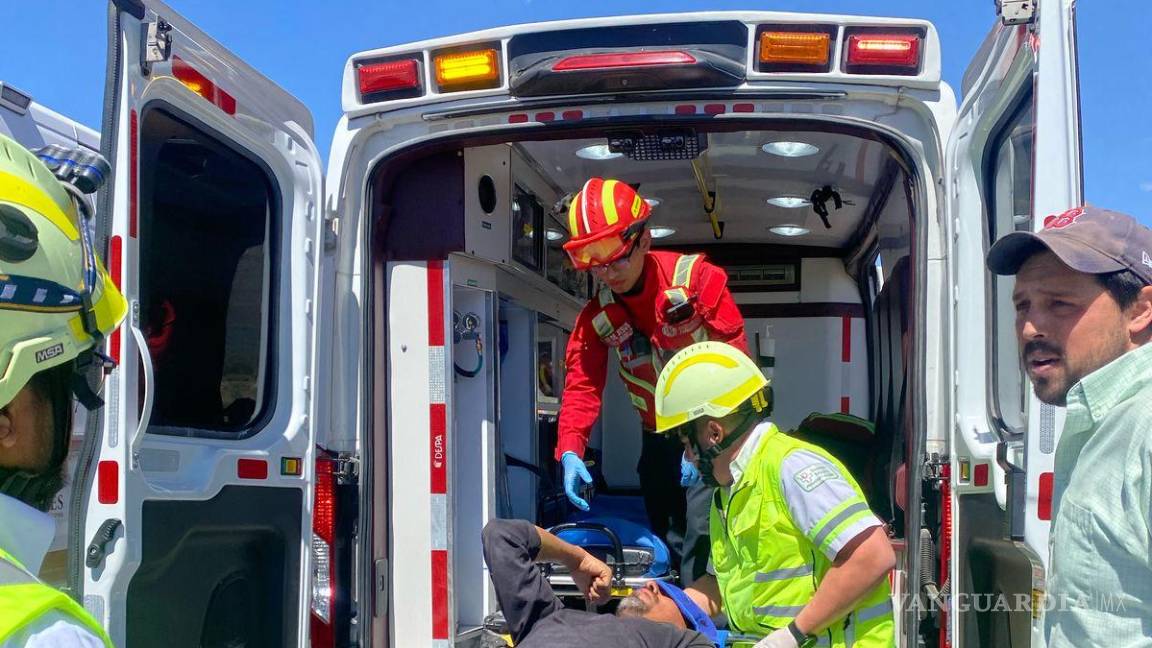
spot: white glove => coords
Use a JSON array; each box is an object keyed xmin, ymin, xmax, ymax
[{"xmin": 754, "ymin": 627, "xmax": 799, "ymax": 648}]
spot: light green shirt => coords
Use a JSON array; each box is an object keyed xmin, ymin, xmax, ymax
[{"xmin": 1045, "ymin": 342, "xmax": 1152, "ymax": 647}]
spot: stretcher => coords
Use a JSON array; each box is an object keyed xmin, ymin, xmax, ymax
[{"xmin": 542, "ymin": 518, "xmax": 674, "ymax": 598}]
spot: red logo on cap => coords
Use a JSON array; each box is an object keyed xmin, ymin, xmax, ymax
[{"xmin": 1043, "ymin": 207, "xmax": 1084, "ymax": 230}]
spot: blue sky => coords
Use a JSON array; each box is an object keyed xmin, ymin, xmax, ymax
[{"xmin": 3, "ymin": 1, "xmax": 1149, "ymax": 223}]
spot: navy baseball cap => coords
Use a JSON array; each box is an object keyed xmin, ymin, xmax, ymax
[{"xmin": 986, "ymin": 205, "xmax": 1152, "ymax": 285}]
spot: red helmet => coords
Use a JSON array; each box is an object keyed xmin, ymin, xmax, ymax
[{"xmin": 562, "ymin": 178, "xmax": 650, "ymax": 270}]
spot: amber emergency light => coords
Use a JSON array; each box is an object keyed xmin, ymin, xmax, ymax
[
  {"xmin": 434, "ymin": 49, "xmax": 500, "ymax": 90},
  {"xmin": 758, "ymin": 31, "xmax": 831, "ymax": 68}
]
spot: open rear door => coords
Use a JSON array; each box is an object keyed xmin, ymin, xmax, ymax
[
  {"xmin": 74, "ymin": 1, "xmax": 326, "ymax": 645},
  {"xmin": 946, "ymin": 0, "xmax": 1080, "ymax": 645}
]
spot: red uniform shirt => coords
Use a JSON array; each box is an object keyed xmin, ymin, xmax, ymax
[{"xmin": 555, "ymin": 252, "xmax": 747, "ymax": 459}]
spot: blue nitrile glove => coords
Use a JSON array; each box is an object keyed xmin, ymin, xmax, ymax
[
  {"xmin": 561, "ymin": 451, "xmax": 592, "ymax": 511},
  {"xmin": 680, "ymin": 453, "xmax": 702, "ymax": 487}
]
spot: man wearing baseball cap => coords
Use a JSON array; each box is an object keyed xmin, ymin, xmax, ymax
[{"xmin": 986, "ymin": 205, "xmax": 1152, "ymax": 646}]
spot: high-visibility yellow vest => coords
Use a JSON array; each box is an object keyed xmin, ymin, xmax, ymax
[
  {"xmin": 710, "ymin": 425, "xmax": 894, "ymax": 647},
  {"xmin": 0, "ymin": 546, "xmax": 113, "ymax": 646}
]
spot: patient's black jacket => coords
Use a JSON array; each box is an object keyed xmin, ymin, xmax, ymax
[{"xmin": 481, "ymin": 519, "xmax": 712, "ymax": 648}]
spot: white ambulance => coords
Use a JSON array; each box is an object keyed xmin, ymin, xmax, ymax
[{"xmin": 74, "ymin": 0, "xmax": 1080, "ymax": 646}]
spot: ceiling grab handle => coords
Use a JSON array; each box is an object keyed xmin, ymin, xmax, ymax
[{"xmin": 128, "ymin": 313, "xmax": 155, "ymax": 470}]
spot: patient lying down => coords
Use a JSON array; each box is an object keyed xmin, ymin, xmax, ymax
[{"xmin": 482, "ymin": 519, "xmax": 715, "ymax": 647}]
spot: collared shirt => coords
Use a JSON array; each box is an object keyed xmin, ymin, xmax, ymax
[
  {"xmin": 727, "ymin": 421, "xmax": 882, "ymax": 559},
  {"xmin": 0, "ymin": 493, "xmax": 106, "ymax": 648},
  {"xmin": 1044, "ymin": 342, "xmax": 1152, "ymax": 647}
]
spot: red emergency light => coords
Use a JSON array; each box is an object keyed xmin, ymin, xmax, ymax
[
  {"xmin": 845, "ymin": 33, "xmax": 921, "ymax": 74},
  {"xmin": 357, "ymin": 58, "xmax": 421, "ymax": 97},
  {"xmin": 552, "ymin": 50, "xmax": 697, "ymax": 72}
]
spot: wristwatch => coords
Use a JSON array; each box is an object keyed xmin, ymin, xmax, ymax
[{"xmin": 786, "ymin": 620, "xmax": 817, "ymax": 648}]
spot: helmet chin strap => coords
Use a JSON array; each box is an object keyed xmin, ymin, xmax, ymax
[{"xmin": 686, "ymin": 406, "xmax": 764, "ymax": 488}]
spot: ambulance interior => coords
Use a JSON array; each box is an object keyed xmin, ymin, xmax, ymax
[{"xmin": 372, "ymin": 122, "xmax": 927, "ymax": 638}]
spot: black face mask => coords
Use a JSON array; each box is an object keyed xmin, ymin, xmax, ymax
[{"xmin": 0, "ymin": 362, "xmax": 74, "ymax": 511}]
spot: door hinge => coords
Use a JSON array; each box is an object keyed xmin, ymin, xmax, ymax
[
  {"xmin": 141, "ymin": 19, "xmax": 172, "ymax": 75},
  {"xmin": 323, "ymin": 214, "xmax": 340, "ymax": 251},
  {"xmin": 922, "ymin": 452, "xmax": 949, "ymax": 483},
  {"xmin": 333, "ymin": 454, "xmax": 359, "ymax": 486},
  {"xmin": 997, "ymin": 0, "xmax": 1036, "ymax": 26}
]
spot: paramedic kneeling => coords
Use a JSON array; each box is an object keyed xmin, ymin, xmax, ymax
[
  {"xmin": 655, "ymin": 342, "xmax": 895, "ymax": 648},
  {"xmin": 555, "ymin": 177, "xmax": 746, "ymax": 585},
  {"xmin": 0, "ymin": 133, "xmax": 126, "ymax": 647},
  {"xmin": 481, "ymin": 519, "xmax": 712, "ymax": 647}
]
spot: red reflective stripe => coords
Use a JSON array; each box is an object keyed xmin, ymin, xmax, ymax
[
  {"xmin": 1038, "ymin": 472, "xmax": 1054, "ymax": 520},
  {"xmin": 973, "ymin": 463, "xmax": 989, "ymax": 487},
  {"xmin": 431, "ymin": 550, "xmax": 449, "ymax": 638},
  {"xmin": 97, "ymin": 461, "xmax": 118, "ymax": 504},
  {"xmin": 508, "ymin": 113, "xmax": 529, "ymax": 123},
  {"xmin": 129, "ymin": 110, "xmax": 138, "ymax": 238},
  {"xmin": 171, "ymin": 56, "xmax": 237, "ymax": 116},
  {"xmin": 109, "ymin": 235, "xmax": 123, "ymax": 363},
  {"xmin": 535, "ymin": 112, "xmax": 555, "ymax": 122},
  {"xmin": 704, "ymin": 103, "xmax": 725, "ymax": 115},
  {"xmin": 427, "ymin": 261, "xmax": 445, "ymax": 346},
  {"xmin": 430, "ymin": 404, "xmax": 447, "ymax": 494},
  {"xmin": 674, "ymin": 105, "xmax": 697, "ymax": 115},
  {"xmin": 841, "ymin": 315, "xmax": 851, "ymax": 363},
  {"xmin": 237, "ymin": 458, "xmax": 268, "ymax": 480},
  {"xmin": 733, "ymin": 103, "xmax": 755, "ymax": 113},
  {"xmin": 840, "ymin": 397, "xmax": 850, "ymax": 414},
  {"xmin": 562, "ymin": 110, "xmax": 584, "ymax": 120},
  {"xmin": 939, "ymin": 464, "xmax": 952, "ymax": 648}
]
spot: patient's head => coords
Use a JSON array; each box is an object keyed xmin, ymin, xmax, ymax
[{"xmin": 616, "ymin": 581, "xmax": 686, "ymax": 628}]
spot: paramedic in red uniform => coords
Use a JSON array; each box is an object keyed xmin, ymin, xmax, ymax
[{"xmin": 555, "ymin": 177, "xmax": 747, "ymax": 585}]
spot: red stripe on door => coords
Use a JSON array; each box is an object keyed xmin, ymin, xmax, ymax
[
  {"xmin": 430, "ymin": 403, "xmax": 447, "ymax": 494},
  {"xmin": 840, "ymin": 396, "xmax": 850, "ymax": 414},
  {"xmin": 129, "ymin": 110, "xmax": 138, "ymax": 238},
  {"xmin": 432, "ymin": 549, "xmax": 449, "ymax": 638},
  {"xmin": 109, "ymin": 235, "xmax": 123, "ymax": 363},
  {"xmin": 841, "ymin": 315, "xmax": 851, "ymax": 363},
  {"xmin": 427, "ymin": 260, "xmax": 445, "ymax": 346}
]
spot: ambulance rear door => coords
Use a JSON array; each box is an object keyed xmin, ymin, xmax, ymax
[
  {"xmin": 946, "ymin": 0, "xmax": 1081, "ymax": 643},
  {"xmin": 75, "ymin": 1, "xmax": 327, "ymax": 646}
]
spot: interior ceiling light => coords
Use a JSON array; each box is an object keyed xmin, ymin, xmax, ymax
[
  {"xmin": 575, "ymin": 144, "xmax": 623, "ymax": 160},
  {"xmin": 761, "ymin": 141, "xmax": 819, "ymax": 158},
  {"xmin": 545, "ymin": 228, "xmax": 566, "ymax": 241},
  {"xmin": 766, "ymin": 196, "xmax": 811, "ymax": 209},
  {"xmin": 644, "ymin": 197, "xmax": 661, "ymax": 208},
  {"xmin": 770, "ymin": 225, "xmax": 810, "ymax": 237},
  {"xmin": 649, "ymin": 226, "xmax": 677, "ymax": 239}
]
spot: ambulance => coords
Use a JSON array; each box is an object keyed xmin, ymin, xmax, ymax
[
  {"xmin": 0, "ymin": 81, "xmax": 103, "ymax": 590},
  {"xmin": 73, "ymin": 0, "xmax": 1080, "ymax": 646}
]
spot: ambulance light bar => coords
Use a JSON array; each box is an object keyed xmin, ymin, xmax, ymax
[
  {"xmin": 433, "ymin": 47, "xmax": 501, "ymax": 91},
  {"xmin": 845, "ymin": 32, "xmax": 921, "ymax": 74},
  {"xmin": 552, "ymin": 50, "xmax": 697, "ymax": 72}
]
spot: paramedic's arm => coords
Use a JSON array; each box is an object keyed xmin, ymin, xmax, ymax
[
  {"xmin": 683, "ymin": 573, "xmax": 723, "ymax": 618},
  {"xmin": 554, "ymin": 306, "xmax": 610, "ymax": 460},
  {"xmin": 779, "ymin": 450, "xmax": 895, "ymax": 636},
  {"xmin": 793, "ymin": 526, "xmax": 894, "ymax": 636},
  {"xmin": 695, "ymin": 261, "xmax": 748, "ymax": 353}
]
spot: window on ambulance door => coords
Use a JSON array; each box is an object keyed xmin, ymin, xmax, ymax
[
  {"xmin": 139, "ymin": 108, "xmax": 277, "ymax": 439},
  {"xmin": 986, "ymin": 96, "xmax": 1035, "ymax": 437}
]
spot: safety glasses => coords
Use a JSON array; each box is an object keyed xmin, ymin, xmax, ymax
[{"xmin": 563, "ymin": 221, "xmax": 646, "ymax": 271}]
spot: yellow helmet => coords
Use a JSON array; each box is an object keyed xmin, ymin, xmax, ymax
[
  {"xmin": 0, "ymin": 133, "xmax": 126, "ymax": 410},
  {"xmin": 654, "ymin": 341, "xmax": 770, "ymax": 434}
]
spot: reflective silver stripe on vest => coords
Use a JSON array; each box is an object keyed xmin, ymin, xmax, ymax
[
  {"xmin": 0, "ymin": 554, "xmax": 38, "ymax": 586},
  {"xmin": 752, "ymin": 604, "xmax": 806, "ymax": 618},
  {"xmin": 854, "ymin": 599, "xmax": 893, "ymax": 623},
  {"xmin": 672, "ymin": 254, "xmax": 699, "ymax": 287},
  {"xmin": 754, "ymin": 565, "xmax": 814, "ymax": 582},
  {"xmin": 811, "ymin": 501, "xmax": 870, "ymax": 549}
]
